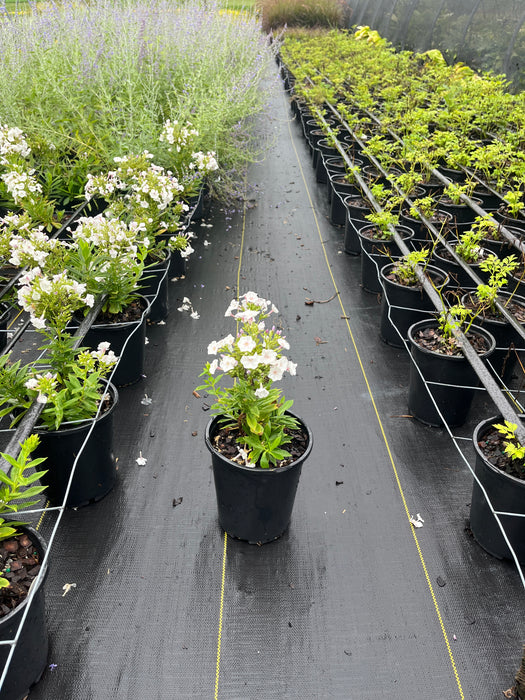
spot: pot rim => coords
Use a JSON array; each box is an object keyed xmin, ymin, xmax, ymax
[
  {"xmin": 474, "ymin": 414, "xmax": 525, "ymax": 487},
  {"xmin": 434, "ymin": 244, "xmax": 491, "ymax": 267},
  {"xmin": 380, "ymin": 262, "xmax": 449, "ymax": 290},
  {"xmin": 89, "ymin": 294, "xmax": 151, "ymax": 330},
  {"xmin": 357, "ymin": 224, "xmax": 414, "ymax": 242},
  {"xmin": 407, "ymin": 318, "xmax": 496, "ymax": 359},
  {"xmin": 205, "ymin": 410, "xmax": 313, "ymax": 474},
  {"xmin": 461, "ymin": 291, "xmax": 525, "ymax": 327}
]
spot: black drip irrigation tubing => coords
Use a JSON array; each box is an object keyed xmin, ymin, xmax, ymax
[
  {"xmin": 280, "ymin": 63, "xmax": 525, "ymax": 591},
  {"xmin": 0, "ymin": 186, "xmax": 203, "ymax": 690}
]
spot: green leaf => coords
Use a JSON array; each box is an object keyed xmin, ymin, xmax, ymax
[{"xmin": 0, "ymin": 470, "xmax": 14, "ymax": 488}]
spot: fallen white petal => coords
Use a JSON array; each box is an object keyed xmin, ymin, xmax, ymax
[
  {"xmin": 409, "ymin": 513, "xmax": 425, "ymax": 528},
  {"xmin": 62, "ymin": 583, "xmax": 77, "ymax": 597}
]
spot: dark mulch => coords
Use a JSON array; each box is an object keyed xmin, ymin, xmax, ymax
[
  {"xmin": 477, "ymin": 426, "xmax": 525, "ymax": 481},
  {"xmin": 95, "ymin": 298, "xmax": 147, "ymax": 325},
  {"xmin": 212, "ymin": 424, "xmax": 309, "ymax": 469},
  {"xmin": 385, "ymin": 268, "xmax": 445, "ymax": 289},
  {"xmin": 436, "ymin": 245, "xmax": 490, "ymax": 265},
  {"xmin": 0, "ymin": 532, "xmax": 41, "ymax": 617},
  {"xmin": 463, "ymin": 294, "xmax": 525, "ymax": 323},
  {"xmin": 413, "ymin": 325, "xmax": 490, "ymax": 356}
]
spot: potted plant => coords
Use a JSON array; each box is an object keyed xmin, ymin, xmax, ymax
[
  {"xmin": 469, "ymin": 417, "xmax": 525, "ymax": 563},
  {"xmin": 379, "ymin": 249, "xmax": 449, "ymax": 347},
  {"xmin": 0, "ymin": 434, "xmax": 49, "ymax": 700},
  {"xmin": 357, "ymin": 208, "xmax": 414, "ymax": 294},
  {"xmin": 399, "ymin": 195, "xmax": 452, "ymax": 249},
  {"xmin": 407, "ymin": 302, "xmax": 496, "ymax": 427},
  {"xmin": 68, "ymin": 215, "xmax": 151, "ymax": 386},
  {"xmin": 461, "ymin": 254, "xmax": 524, "ymax": 379},
  {"xmin": 0, "ymin": 269, "xmax": 119, "ymax": 507},
  {"xmin": 433, "ymin": 226, "xmax": 491, "ymax": 290},
  {"xmin": 198, "ymin": 292, "xmax": 313, "ymax": 544}
]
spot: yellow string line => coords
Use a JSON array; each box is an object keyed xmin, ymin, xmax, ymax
[
  {"xmin": 35, "ymin": 501, "xmax": 49, "ymax": 531},
  {"xmin": 214, "ymin": 531, "xmax": 228, "ymax": 700},
  {"xmin": 286, "ymin": 111, "xmax": 465, "ymax": 699},
  {"xmin": 214, "ymin": 169, "xmax": 248, "ymax": 699}
]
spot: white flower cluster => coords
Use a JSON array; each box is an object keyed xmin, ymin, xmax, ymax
[
  {"xmin": 24, "ymin": 372, "xmax": 57, "ymax": 405},
  {"xmin": 159, "ymin": 119, "xmax": 199, "ymax": 153},
  {"xmin": 1, "ymin": 167, "xmax": 42, "ymax": 204},
  {"xmin": 128, "ymin": 165, "xmax": 184, "ymax": 212},
  {"xmin": 190, "ymin": 151, "xmax": 219, "ymax": 173},
  {"xmin": 73, "ymin": 215, "xmax": 139, "ymax": 262},
  {"xmin": 17, "ymin": 268, "xmax": 94, "ymax": 330},
  {"xmin": 88, "ymin": 341, "xmax": 119, "ymax": 366},
  {"xmin": 85, "ymin": 170, "xmax": 127, "ymax": 200},
  {"xmin": 207, "ymin": 292, "xmax": 297, "ymax": 382},
  {"xmin": 9, "ymin": 226, "xmax": 60, "ymax": 268},
  {"xmin": 224, "ymin": 291, "xmax": 279, "ymax": 321},
  {"xmin": 85, "ymin": 158, "xmax": 184, "ymax": 217},
  {"xmin": 0, "ymin": 124, "xmax": 31, "ymax": 163},
  {"xmin": 168, "ymin": 230, "xmax": 194, "ymax": 259}
]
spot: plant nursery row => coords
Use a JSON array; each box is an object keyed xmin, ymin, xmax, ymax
[{"xmin": 279, "ymin": 26, "xmax": 525, "ymax": 695}]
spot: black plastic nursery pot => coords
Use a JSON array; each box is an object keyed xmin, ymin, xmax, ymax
[
  {"xmin": 399, "ymin": 210, "xmax": 452, "ymax": 251},
  {"xmin": 82, "ymin": 296, "xmax": 150, "ymax": 387},
  {"xmin": 438, "ymin": 197, "xmax": 483, "ymax": 226},
  {"xmin": 0, "ymin": 525, "xmax": 48, "ymax": 700},
  {"xmin": 343, "ymin": 195, "xmax": 373, "ymax": 255},
  {"xmin": 433, "ymin": 245, "xmax": 489, "ymax": 290},
  {"xmin": 140, "ymin": 251, "xmax": 171, "ymax": 323},
  {"xmin": 358, "ymin": 225, "xmax": 415, "ymax": 295},
  {"xmin": 34, "ymin": 382, "xmax": 118, "ymax": 507},
  {"xmin": 315, "ymin": 138, "xmax": 338, "ymax": 184},
  {"xmin": 470, "ymin": 415, "xmax": 525, "ymax": 563},
  {"xmin": 205, "ymin": 414, "xmax": 313, "ymax": 545},
  {"xmin": 379, "ymin": 264, "xmax": 449, "ymax": 347},
  {"xmin": 328, "ymin": 173, "xmax": 358, "ymax": 226},
  {"xmin": 407, "ymin": 320, "xmax": 496, "ymax": 428}
]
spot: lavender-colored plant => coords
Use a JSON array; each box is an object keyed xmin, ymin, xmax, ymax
[{"xmin": 0, "ymin": 0, "xmax": 279, "ymax": 201}]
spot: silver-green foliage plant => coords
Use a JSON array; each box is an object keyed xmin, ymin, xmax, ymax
[
  {"xmin": 0, "ymin": 434, "xmax": 47, "ymax": 589},
  {"xmin": 0, "ymin": 0, "xmax": 277, "ymax": 200}
]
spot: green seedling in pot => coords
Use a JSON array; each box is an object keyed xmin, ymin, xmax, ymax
[
  {"xmin": 436, "ymin": 302, "xmax": 481, "ymax": 353},
  {"xmin": 409, "ymin": 196, "xmax": 437, "ymax": 221},
  {"xmin": 504, "ymin": 189, "xmax": 525, "ymax": 218},
  {"xmin": 468, "ymin": 215, "xmax": 502, "ymax": 242},
  {"xmin": 390, "ymin": 249, "xmax": 430, "ymax": 286},
  {"xmin": 475, "ymin": 254, "xmax": 519, "ymax": 313},
  {"xmin": 443, "ymin": 179, "xmax": 477, "ymax": 205},
  {"xmin": 493, "ymin": 420, "xmax": 525, "ymax": 471},
  {"xmin": 365, "ymin": 208, "xmax": 399, "ymax": 240},
  {"xmin": 0, "ymin": 434, "xmax": 47, "ymax": 588},
  {"xmin": 455, "ymin": 227, "xmax": 485, "ymax": 263}
]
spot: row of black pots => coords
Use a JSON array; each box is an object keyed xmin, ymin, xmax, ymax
[
  {"xmin": 0, "ymin": 294, "xmax": 148, "ymax": 697},
  {"xmin": 286, "ymin": 69, "xmax": 525, "ymax": 572},
  {"xmin": 0, "ymin": 165, "xmax": 204, "ymax": 700},
  {"xmin": 0, "ymin": 257, "xmax": 180, "ymax": 696}
]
